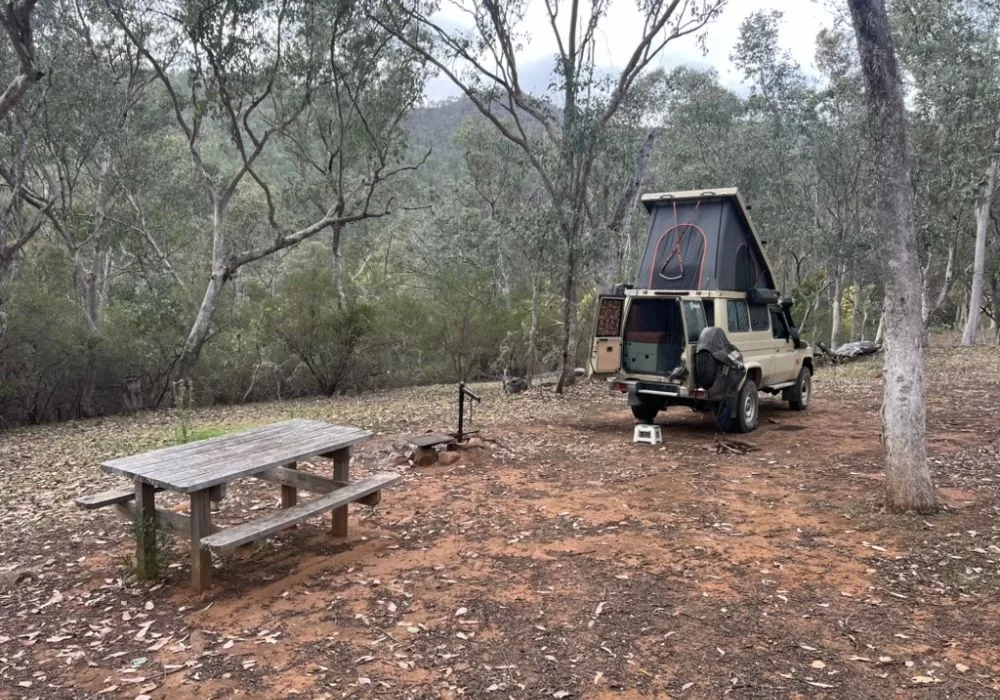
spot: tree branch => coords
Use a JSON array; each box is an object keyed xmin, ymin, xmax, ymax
[{"xmin": 0, "ymin": 0, "xmax": 42, "ymax": 121}]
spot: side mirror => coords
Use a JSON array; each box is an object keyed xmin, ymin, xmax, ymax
[{"xmin": 789, "ymin": 326, "xmax": 804, "ymax": 348}]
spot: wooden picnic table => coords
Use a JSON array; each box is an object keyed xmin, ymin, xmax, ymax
[{"xmin": 76, "ymin": 419, "xmax": 400, "ymax": 592}]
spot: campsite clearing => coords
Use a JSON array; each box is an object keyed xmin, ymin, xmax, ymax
[{"xmin": 2, "ymin": 342, "xmax": 1000, "ymax": 698}]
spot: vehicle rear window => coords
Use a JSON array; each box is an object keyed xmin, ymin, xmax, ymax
[
  {"xmin": 682, "ymin": 301, "xmax": 706, "ymax": 343},
  {"xmin": 624, "ymin": 299, "xmax": 683, "ymax": 341},
  {"xmin": 702, "ymin": 299, "xmax": 715, "ymax": 326},
  {"xmin": 727, "ymin": 300, "xmax": 750, "ymax": 333}
]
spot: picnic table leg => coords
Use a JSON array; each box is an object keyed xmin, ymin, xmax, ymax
[
  {"xmin": 190, "ymin": 489, "xmax": 213, "ymax": 592},
  {"xmin": 281, "ymin": 461, "xmax": 298, "ymax": 508},
  {"xmin": 331, "ymin": 448, "xmax": 350, "ymax": 537},
  {"xmin": 134, "ymin": 479, "xmax": 156, "ymax": 579}
]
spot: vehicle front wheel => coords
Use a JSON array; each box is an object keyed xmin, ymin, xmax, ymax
[
  {"xmin": 718, "ymin": 379, "xmax": 759, "ymax": 433},
  {"xmin": 784, "ymin": 368, "xmax": 812, "ymax": 411}
]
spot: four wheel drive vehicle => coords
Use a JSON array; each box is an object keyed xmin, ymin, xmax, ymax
[{"xmin": 590, "ymin": 188, "xmax": 814, "ymax": 433}]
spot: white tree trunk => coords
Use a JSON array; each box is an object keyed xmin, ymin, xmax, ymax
[
  {"xmin": 177, "ymin": 270, "xmax": 226, "ymax": 381},
  {"xmin": 849, "ymin": 278, "xmax": 862, "ymax": 341},
  {"xmin": 527, "ymin": 275, "xmax": 539, "ymax": 386},
  {"xmin": 921, "ymin": 242, "xmax": 955, "ymax": 333},
  {"xmin": 874, "ymin": 311, "xmax": 885, "ymax": 345},
  {"xmin": 555, "ymin": 246, "xmax": 579, "ymax": 393},
  {"xmin": 849, "ymin": 0, "xmax": 937, "ymax": 513},
  {"xmin": 331, "ymin": 222, "xmax": 346, "ymax": 310},
  {"xmin": 992, "ymin": 274, "xmax": 1000, "ymax": 345},
  {"xmin": 961, "ymin": 121, "xmax": 1000, "ymax": 345},
  {"xmin": 830, "ymin": 270, "xmax": 843, "ymax": 348},
  {"xmin": 177, "ymin": 200, "xmax": 228, "ymax": 381}
]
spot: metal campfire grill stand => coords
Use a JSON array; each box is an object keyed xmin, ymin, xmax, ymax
[{"xmin": 457, "ymin": 382, "xmax": 481, "ymax": 442}]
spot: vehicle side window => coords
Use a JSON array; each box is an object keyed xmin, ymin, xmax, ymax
[
  {"xmin": 749, "ymin": 303, "xmax": 769, "ymax": 332},
  {"xmin": 682, "ymin": 301, "xmax": 706, "ymax": 343},
  {"xmin": 770, "ymin": 308, "xmax": 790, "ymax": 339},
  {"xmin": 702, "ymin": 299, "xmax": 715, "ymax": 326},
  {"xmin": 727, "ymin": 300, "xmax": 750, "ymax": 333}
]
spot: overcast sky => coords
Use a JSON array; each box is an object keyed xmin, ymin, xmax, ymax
[{"xmin": 424, "ymin": 0, "xmax": 839, "ymax": 102}]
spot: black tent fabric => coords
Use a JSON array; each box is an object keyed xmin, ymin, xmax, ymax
[{"xmin": 636, "ymin": 192, "xmax": 775, "ymax": 292}]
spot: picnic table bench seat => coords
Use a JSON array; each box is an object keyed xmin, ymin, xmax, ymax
[
  {"xmin": 74, "ymin": 419, "xmax": 393, "ymax": 592},
  {"xmin": 202, "ymin": 472, "xmax": 400, "ymax": 552},
  {"xmin": 75, "ymin": 487, "xmax": 142, "ymax": 510}
]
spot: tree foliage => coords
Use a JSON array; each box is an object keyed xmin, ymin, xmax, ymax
[{"xmin": 1, "ymin": 0, "xmax": 999, "ymax": 426}]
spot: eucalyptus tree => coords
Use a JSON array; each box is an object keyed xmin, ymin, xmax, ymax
[
  {"xmin": 732, "ymin": 10, "xmax": 815, "ymax": 292},
  {"xmin": 592, "ymin": 71, "xmax": 667, "ymax": 296},
  {"xmin": 655, "ymin": 66, "xmax": 744, "ymax": 190},
  {"xmin": 848, "ymin": 0, "xmax": 938, "ymax": 513},
  {"xmin": 106, "ymin": 0, "xmax": 429, "ymax": 380},
  {"xmin": 0, "ymin": 0, "xmax": 42, "ymax": 121},
  {"xmin": 895, "ymin": 0, "xmax": 1000, "ymax": 345},
  {"xmin": 809, "ymin": 19, "xmax": 874, "ymax": 344},
  {"xmin": 376, "ymin": 0, "xmax": 727, "ymax": 392},
  {"xmin": 0, "ymin": 0, "xmax": 42, "ymax": 339}
]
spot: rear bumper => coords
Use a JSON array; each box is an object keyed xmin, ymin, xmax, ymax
[{"xmin": 608, "ymin": 377, "xmax": 710, "ymax": 402}]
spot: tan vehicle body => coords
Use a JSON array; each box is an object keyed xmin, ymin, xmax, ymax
[{"xmin": 593, "ymin": 289, "xmax": 812, "ymax": 393}]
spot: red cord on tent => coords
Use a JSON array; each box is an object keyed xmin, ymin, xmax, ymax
[{"xmin": 649, "ymin": 223, "xmax": 708, "ymax": 288}]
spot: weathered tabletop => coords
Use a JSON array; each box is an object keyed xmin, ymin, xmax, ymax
[
  {"xmin": 99, "ymin": 418, "xmax": 377, "ymax": 592},
  {"xmin": 102, "ymin": 419, "xmax": 372, "ymax": 492}
]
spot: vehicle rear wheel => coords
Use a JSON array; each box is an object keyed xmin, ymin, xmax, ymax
[
  {"xmin": 784, "ymin": 368, "xmax": 811, "ymax": 411},
  {"xmin": 630, "ymin": 396, "xmax": 664, "ymax": 423},
  {"xmin": 718, "ymin": 379, "xmax": 759, "ymax": 433}
]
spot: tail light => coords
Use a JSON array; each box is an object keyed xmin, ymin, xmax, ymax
[{"xmin": 611, "ymin": 382, "xmax": 628, "ymax": 393}]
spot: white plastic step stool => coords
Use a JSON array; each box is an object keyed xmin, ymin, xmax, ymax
[{"xmin": 633, "ymin": 424, "xmax": 662, "ymax": 445}]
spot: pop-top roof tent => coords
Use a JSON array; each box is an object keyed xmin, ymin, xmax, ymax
[{"xmin": 635, "ymin": 188, "xmax": 776, "ymax": 292}]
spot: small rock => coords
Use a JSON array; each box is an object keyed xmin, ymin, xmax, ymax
[
  {"xmin": 0, "ymin": 570, "xmax": 37, "ymax": 589},
  {"xmin": 439, "ymin": 451, "xmax": 461, "ymax": 466},
  {"xmin": 466, "ymin": 437, "xmax": 485, "ymax": 448},
  {"xmin": 531, "ymin": 549, "xmax": 556, "ymax": 562},
  {"xmin": 413, "ymin": 447, "xmax": 438, "ymax": 467}
]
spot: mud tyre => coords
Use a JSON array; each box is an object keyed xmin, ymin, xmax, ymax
[
  {"xmin": 784, "ymin": 368, "xmax": 811, "ymax": 411},
  {"xmin": 717, "ymin": 379, "xmax": 759, "ymax": 433},
  {"xmin": 630, "ymin": 400, "xmax": 662, "ymax": 423}
]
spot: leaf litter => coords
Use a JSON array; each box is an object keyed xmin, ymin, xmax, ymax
[{"xmin": 2, "ymin": 348, "xmax": 1000, "ymax": 696}]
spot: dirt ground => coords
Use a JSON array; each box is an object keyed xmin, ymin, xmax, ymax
[{"xmin": 3, "ymin": 344, "xmax": 1000, "ymax": 699}]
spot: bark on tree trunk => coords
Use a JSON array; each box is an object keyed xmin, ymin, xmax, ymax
[
  {"xmin": 0, "ymin": 259, "xmax": 9, "ymax": 341},
  {"xmin": 830, "ymin": 270, "xmax": 842, "ymax": 348},
  {"xmin": 961, "ymin": 135, "xmax": 998, "ymax": 344},
  {"xmin": 527, "ymin": 275, "xmax": 539, "ymax": 387},
  {"xmin": 921, "ymin": 242, "xmax": 954, "ymax": 337},
  {"xmin": 176, "ymin": 270, "xmax": 227, "ymax": 381},
  {"xmin": 331, "ymin": 222, "xmax": 346, "ymax": 310},
  {"xmin": 0, "ymin": 1, "xmax": 43, "ymax": 123},
  {"xmin": 849, "ymin": 0, "xmax": 937, "ymax": 513},
  {"xmin": 555, "ymin": 247, "xmax": 579, "ymax": 393},
  {"xmin": 992, "ymin": 274, "xmax": 1000, "ymax": 345},
  {"xmin": 596, "ymin": 129, "xmax": 659, "ymax": 296},
  {"xmin": 849, "ymin": 278, "xmax": 862, "ymax": 341}
]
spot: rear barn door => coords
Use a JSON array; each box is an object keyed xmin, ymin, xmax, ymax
[{"xmin": 590, "ymin": 296, "xmax": 625, "ymax": 376}]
